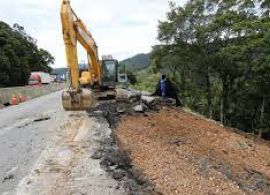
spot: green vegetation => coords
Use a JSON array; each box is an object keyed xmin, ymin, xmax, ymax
[
  {"xmin": 133, "ymin": 68, "xmax": 159, "ymax": 92},
  {"xmin": 150, "ymin": 0, "xmax": 270, "ymax": 137},
  {"xmin": 121, "ymin": 53, "xmax": 150, "ymax": 71},
  {"xmin": 0, "ymin": 22, "xmax": 54, "ymax": 87}
]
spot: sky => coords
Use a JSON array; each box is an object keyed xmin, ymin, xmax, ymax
[{"xmin": 0, "ymin": 0, "xmax": 186, "ymax": 68}]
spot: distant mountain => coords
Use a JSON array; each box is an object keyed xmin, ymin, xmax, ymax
[{"xmin": 120, "ymin": 53, "xmax": 150, "ymax": 71}]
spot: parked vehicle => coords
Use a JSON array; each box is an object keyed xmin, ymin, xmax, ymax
[{"xmin": 28, "ymin": 72, "xmax": 52, "ymax": 85}]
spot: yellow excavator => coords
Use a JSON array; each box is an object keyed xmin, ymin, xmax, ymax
[{"xmin": 61, "ymin": 0, "xmax": 119, "ymax": 111}]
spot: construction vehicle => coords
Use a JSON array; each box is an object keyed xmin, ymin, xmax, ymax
[{"xmin": 60, "ymin": 0, "xmax": 119, "ymax": 111}]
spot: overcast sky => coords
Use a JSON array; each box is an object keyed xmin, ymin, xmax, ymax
[{"xmin": 0, "ymin": 0, "xmax": 186, "ymax": 68}]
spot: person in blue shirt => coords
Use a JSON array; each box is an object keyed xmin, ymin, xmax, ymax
[{"xmin": 154, "ymin": 74, "xmax": 182, "ymax": 107}]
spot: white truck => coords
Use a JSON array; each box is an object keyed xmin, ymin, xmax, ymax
[{"xmin": 28, "ymin": 72, "xmax": 52, "ymax": 85}]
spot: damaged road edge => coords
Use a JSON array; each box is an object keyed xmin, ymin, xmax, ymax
[{"xmin": 88, "ymin": 103, "xmax": 158, "ymax": 195}]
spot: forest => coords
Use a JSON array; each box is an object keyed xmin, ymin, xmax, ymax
[
  {"xmin": 150, "ymin": 0, "xmax": 270, "ymax": 137},
  {"xmin": 0, "ymin": 22, "xmax": 54, "ymax": 87}
]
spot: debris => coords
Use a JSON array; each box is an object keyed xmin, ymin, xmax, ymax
[
  {"xmin": 133, "ymin": 104, "xmax": 145, "ymax": 113},
  {"xmin": 170, "ymin": 139, "xmax": 185, "ymax": 146},
  {"xmin": 26, "ymin": 179, "xmax": 32, "ymax": 185},
  {"xmin": 2, "ymin": 166, "xmax": 18, "ymax": 183},
  {"xmin": 117, "ymin": 106, "xmax": 126, "ymax": 114},
  {"xmin": 88, "ymin": 110, "xmax": 103, "ymax": 117},
  {"xmin": 238, "ymin": 141, "xmax": 250, "ymax": 150},
  {"xmin": 112, "ymin": 169, "xmax": 126, "ymax": 181},
  {"xmin": 33, "ymin": 116, "xmax": 51, "ymax": 122},
  {"xmin": 116, "ymin": 89, "xmax": 141, "ymax": 103},
  {"xmin": 87, "ymin": 102, "xmax": 156, "ymax": 194},
  {"xmin": 141, "ymin": 96, "xmax": 156, "ymax": 106},
  {"xmin": 2, "ymin": 174, "xmax": 14, "ymax": 183},
  {"xmin": 91, "ymin": 150, "xmax": 103, "ymax": 160}
]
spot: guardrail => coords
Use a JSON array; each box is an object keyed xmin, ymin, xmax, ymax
[{"xmin": 0, "ymin": 83, "xmax": 67, "ymax": 105}]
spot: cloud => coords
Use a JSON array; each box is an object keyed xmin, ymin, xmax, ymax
[{"xmin": 0, "ymin": 0, "xmax": 187, "ymax": 68}]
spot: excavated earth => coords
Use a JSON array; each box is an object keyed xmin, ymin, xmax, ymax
[
  {"xmin": 14, "ymin": 98, "xmax": 270, "ymax": 195},
  {"xmin": 88, "ymin": 103, "xmax": 156, "ymax": 195},
  {"xmin": 100, "ymin": 104, "xmax": 270, "ymax": 195}
]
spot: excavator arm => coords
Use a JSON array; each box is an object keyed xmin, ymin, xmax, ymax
[
  {"xmin": 74, "ymin": 19, "xmax": 101, "ymax": 84},
  {"xmin": 61, "ymin": 0, "xmax": 99, "ymax": 110},
  {"xmin": 60, "ymin": 0, "xmax": 119, "ymax": 111}
]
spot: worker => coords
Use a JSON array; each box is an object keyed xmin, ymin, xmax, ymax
[{"xmin": 153, "ymin": 74, "xmax": 182, "ymax": 107}]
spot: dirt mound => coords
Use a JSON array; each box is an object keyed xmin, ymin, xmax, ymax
[{"xmin": 116, "ymin": 107, "xmax": 270, "ymax": 195}]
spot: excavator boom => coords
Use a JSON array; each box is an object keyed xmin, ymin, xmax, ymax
[
  {"xmin": 60, "ymin": 0, "xmax": 98, "ymax": 110},
  {"xmin": 60, "ymin": 0, "xmax": 120, "ymax": 111}
]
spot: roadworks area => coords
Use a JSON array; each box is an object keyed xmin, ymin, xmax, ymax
[{"xmin": 12, "ymin": 96, "xmax": 270, "ymax": 195}]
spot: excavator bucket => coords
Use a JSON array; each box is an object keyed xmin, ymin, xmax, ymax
[{"xmin": 62, "ymin": 89, "xmax": 95, "ymax": 111}]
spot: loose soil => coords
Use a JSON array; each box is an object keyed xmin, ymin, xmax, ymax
[
  {"xmin": 116, "ymin": 106, "xmax": 270, "ymax": 195},
  {"xmin": 88, "ymin": 102, "xmax": 156, "ymax": 195}
]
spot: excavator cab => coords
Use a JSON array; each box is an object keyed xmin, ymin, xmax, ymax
[{"xmin": 101, "ymin": 59, "xmax": 118, "ymax": 89}]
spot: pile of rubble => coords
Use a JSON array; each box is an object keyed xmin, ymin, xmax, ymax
[
  {"xmin": 116, "ymin": 88, "xmax": 176, "ymax": 113},
  {"xmin": 86, "ymin": 88, "xmax": 179, "ymax": 195}
]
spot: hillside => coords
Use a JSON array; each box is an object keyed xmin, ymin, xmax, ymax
[
  {"xmin": 120, "ymin": 53, "xmax": 150, "ymax": 71},
  {"xmin": 116, "ymin": 106, "xmax": 270, "ymax": 195}
]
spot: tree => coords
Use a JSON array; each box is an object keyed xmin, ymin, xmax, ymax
[
  {"xmin": 151, "ymin": 0, "xmax": 270, "ymax": 137},
  {"xmin": 0, "ymin": 21, "xmax": 54, "ymax": 87}
]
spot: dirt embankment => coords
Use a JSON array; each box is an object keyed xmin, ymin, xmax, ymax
[{"xmin": 116, "ymin": 107, "xmax": 270, "ymax": 195}]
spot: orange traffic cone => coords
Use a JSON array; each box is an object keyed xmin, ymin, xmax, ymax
[{"xmin": 11, "ymin": 95, "xmax": 18, "ymax": 106}]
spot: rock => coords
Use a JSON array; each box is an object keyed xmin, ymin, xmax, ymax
[
  {"xmin": 133, "ymin": 105, "xmax": 145, "ymax": 113},
  {"xmin": 91, "ymin": 150, "xmax": 103, "ymax": 160},
  {"xmin": 117, "ymin": 106, "xmax": 126, "ymax": 114},
  {"xmin": 170, "ymin": 139, "xmax": 185, "ymax": 146},
  {"xmin": 93, "ymin": 110, "xmax": 103, "ymax": 115},
  {"xmin": 238, "ymin": 141, "xmax": 249, "ymax": 150},
  {"xmin": 116, "ymin": 89, "xmax": 141, "ymax": 102},
  {"xmin": 112, "ymin": 170, "xmax": 126, "ymax": 181},
  {"xmin": 2, "ymin": 174, "xmax": 14, "ymax": 183},
  {"xmin": 156, "ymin": 97, "xmax": 176, "ymax": 106},
  {"xmin": 141, "ymin": 96, "xmax": 156, "ymax": 105},
  {"xmin": 2, "ymin": 166, "xmax": 18, "ymax": 183},
  {"xmin": 141, "ymin": 91, "xmax": 152, "ymax": 96}
]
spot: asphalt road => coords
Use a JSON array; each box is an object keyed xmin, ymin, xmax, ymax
[
  {"xmin": 0, "ymin": 91, "xmax": 124, "ymax": 195},
  {"xmin": 0, "ymin": 91, "xmax": 67, "ymax": 194}
]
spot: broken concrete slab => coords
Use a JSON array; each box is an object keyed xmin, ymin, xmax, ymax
[
  {"xmin": 141, "ymin": 96, "xmax": 156, "ymax": 105},
  {"xmin": 133, "ymin": 105, "xmax": 143, "ymax": 112},
  {"xmin": 116, "ymin": 89, "xmax": 141, "ymax": 102},
  {"xmin": 133, "ymin": 104, "xmax": 147, "ymax": 113}
]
